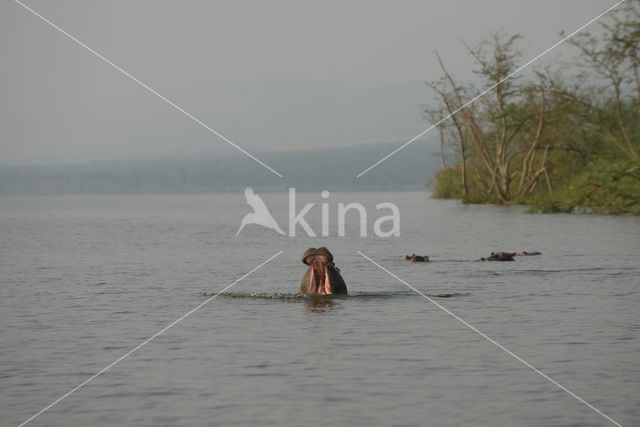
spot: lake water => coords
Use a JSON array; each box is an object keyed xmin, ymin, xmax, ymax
[{"xmin": 1, "ymin": 192, "xmax": 639, "ymax": 427}]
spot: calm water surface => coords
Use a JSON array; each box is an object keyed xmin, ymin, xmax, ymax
[{"xmin": 1, "ymin": 192, "xmax": 639, "ymax": 426}]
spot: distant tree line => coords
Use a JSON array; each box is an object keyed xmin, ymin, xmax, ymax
[
  {"xmin": 0, "ymin": 141, "xmax": 441, "ymax": 194},
  {"xmin": 426, "ymin": 1, "xmax": 640, "ymax": 214}
]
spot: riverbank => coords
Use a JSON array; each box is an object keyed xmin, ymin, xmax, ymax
[{"xmin": 431, "ymin": 159, "xmax": 640, "ymax": 215}]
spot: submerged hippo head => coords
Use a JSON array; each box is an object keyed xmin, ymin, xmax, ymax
[{"xmin": 299, "ymin": 247, "xmax": 347, "ymax": 295}]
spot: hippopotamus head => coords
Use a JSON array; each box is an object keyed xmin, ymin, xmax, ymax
[
  {"xmin": 405, "ymin": 254, "xmax": 428, "ymax": 262},
  {"xmin": 302, "ymin": 246, "xmax": 334, "ymax": 267},
  {"xmin": 300, "ymin": 247, "xmax": 347, "ymax": 295}
]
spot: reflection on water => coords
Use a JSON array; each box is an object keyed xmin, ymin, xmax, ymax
[{"xmin": 304, "ymin": 296, "xmax": 336, "ymax": 313}]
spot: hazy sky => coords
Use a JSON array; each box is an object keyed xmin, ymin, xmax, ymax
[{"xmin": 0, "ymin": 0, "xmax": 617, "ymax": 165}]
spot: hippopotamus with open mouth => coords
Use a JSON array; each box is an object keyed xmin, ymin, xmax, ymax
[{"xmin": 299, "ymin": 247, "xmax": 347, "ymax": 295}]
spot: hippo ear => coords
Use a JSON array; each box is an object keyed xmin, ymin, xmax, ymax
[{"xmin": 302, "ymin": 247, "xmax": 318, "ymax": 265}]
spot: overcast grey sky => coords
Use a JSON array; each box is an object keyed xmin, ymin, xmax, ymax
[{"xmin": 0, "ymin": 0, "xmax": 617, "ymax": 165}]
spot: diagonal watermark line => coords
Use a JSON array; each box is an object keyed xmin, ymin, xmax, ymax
[
  {"xmin": 357, "ymin": 250, "xmax": 622, "ymax": 427},
  {"xmin": 17, "ymin": 250, "xmax": 283, "ymax": 427},
  {"xmin": 356, "ymin": 0, "xmax": 626, "ymax": 178},
  {"xmin": 12, "ymin": 0, "xmax": 283, "ymax": 178}
]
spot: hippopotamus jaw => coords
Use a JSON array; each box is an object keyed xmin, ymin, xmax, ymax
[{"xmin": 308, "ymin": 264, "xmax": 333, "ymax": 295}]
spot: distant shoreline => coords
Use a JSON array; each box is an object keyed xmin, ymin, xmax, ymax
[
  {"xmin": 0, "ymin": 141, "xmax": 441, "ymax": 195},
  {"xmin": 0, "ymin": 188, "xmax": 432, "ymax": 197}
]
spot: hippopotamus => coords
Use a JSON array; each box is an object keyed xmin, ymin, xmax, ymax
[
  {"xmin": 405, "ymin": 254, "xmax": 429, "ymax": 262},
  {"xmin": 481, "ymin": 252, "xmax": 515, "ymax": 261},
  {"xmin": 299, "ymin": 247, "xmax": 347, "ymax": 295},
  {"xmin": 517, "ymin": 251, "xmax": 542, "ymax": 256}
]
